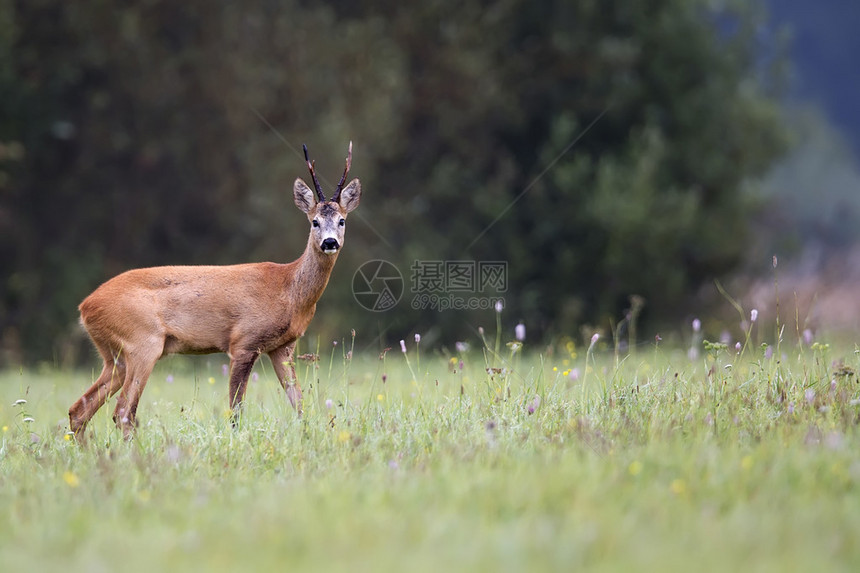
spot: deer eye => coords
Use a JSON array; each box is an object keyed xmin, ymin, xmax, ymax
[
  {"xmin": 339, "ymin": 218, "xmax": 345, "ymax": 227},
  {"xmin": 312, "ymin": 220, "xmax": 320, "ymax": 228}
]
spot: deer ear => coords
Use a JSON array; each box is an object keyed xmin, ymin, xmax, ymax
[
  {"xmin": 294, "ymin": 178, "xmax": 317, "ymax": 213},
  {"xmin": 338, "ymin": 179, "xmax": 361, "ymax": 213}
]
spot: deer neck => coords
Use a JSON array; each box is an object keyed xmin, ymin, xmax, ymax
[{"xmin": 290, "ymin": 235, "xmax": 338, "ymax": 308}]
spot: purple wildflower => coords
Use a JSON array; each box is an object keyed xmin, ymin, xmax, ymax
[{"xmin": 515, "ymin": 323, "xmax": 526, "ymax": 342}]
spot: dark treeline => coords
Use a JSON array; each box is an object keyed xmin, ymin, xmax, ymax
[{"xmin": 0, "ymin": 0, "xmax": 787, "ymax": 365}]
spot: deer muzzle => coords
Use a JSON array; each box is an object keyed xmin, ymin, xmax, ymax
[{"xmin": 321, "ymin": 238, "xmax": 339, "ymax": 254}]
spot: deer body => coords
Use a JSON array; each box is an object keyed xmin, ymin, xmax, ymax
[{"xmin": 70, "ymin": 143, "xmax": 360, "ymax": 438}]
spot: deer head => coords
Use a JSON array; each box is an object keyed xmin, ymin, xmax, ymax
[{"xmin": 294, "ymin": 142, "xmax": 361, "ymax": 255}]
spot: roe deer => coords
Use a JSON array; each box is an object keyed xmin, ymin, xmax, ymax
[{"xmin": 70, "ymin": 142, "xmax": 360, "ymax": 438}]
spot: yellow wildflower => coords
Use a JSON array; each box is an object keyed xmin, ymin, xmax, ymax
[{"xmin": 63, "ymin": 471, "xmax": 80, "ymax": 488}]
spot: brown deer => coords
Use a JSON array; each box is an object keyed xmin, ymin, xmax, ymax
[{"xmin": 69, "ymin": 142, "xmax": 360, "ymax": 438}]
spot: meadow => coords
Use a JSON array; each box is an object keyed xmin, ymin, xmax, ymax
[{"xmin": 1, "ymin": 326, "xmax": 859, "ymax": 572}]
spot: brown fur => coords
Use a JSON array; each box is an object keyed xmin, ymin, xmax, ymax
[{"xmin": 70, "ymin": 173, "xmax": 361, "ymax": 439}]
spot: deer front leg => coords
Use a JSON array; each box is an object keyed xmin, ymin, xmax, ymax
[
  {"xmin": 228, "ymin": 348, "xmax": 260, "ymax": 426},
  {"xmin": 269, "ymin": 342, "xmax": 302, "ymax": 416}
]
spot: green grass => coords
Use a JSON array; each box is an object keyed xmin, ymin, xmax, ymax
[{"xmin": 1, "ymin": 336, "xmax": 859, "ymax": 572}]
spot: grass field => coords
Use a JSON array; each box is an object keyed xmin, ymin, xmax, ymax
[{"xmin": 1, "ymin": 330, "xmax": 859, "ymax": 572}]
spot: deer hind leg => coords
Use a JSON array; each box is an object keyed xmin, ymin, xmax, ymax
[
  {"xmin": 112, "ymin": 342, "xmax": 162, "ymax": 439},
  {"xmin": 269, "ymin": 342, "xmax": 302, "ymax": 416},
  {"xmin": 70, "ymin": 343, "xmax": 126, "ymax": 437},
  {"xmin": 227, "ymin": 348, "xmax": 260, "ymax": 426}
]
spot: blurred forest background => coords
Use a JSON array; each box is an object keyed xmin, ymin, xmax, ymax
[{"xmin": 1, "ymin": 0, "xmax": 858, "ymax": 366}]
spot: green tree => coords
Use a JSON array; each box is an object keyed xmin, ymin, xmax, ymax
[
  {"xmin": 0, "ymin": 0, "xmax": 788, "ymax": 364},
  {"xmin": 352, "ymin": 0, "xmax": 787, "ymax": 341}
]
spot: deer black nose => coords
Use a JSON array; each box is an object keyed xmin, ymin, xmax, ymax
[{"xmin": 321, "ymin": 238, "xmax": 339, "ymax": 253}]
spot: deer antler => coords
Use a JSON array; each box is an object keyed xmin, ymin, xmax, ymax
[
  {"xmin": 302, "ymin": 144, "xmax": 326, "ymax": 202},
  {"xmin": 331, "ymin": 141, "xmax": 353, "ymax": 202}
]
